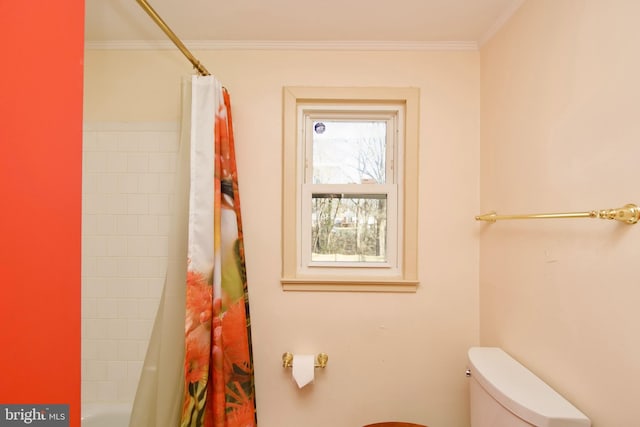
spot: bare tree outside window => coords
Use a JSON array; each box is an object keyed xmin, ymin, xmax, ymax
[{"xmin": 310, "ymin": 120, "xmax": 388, "ymax": 263}]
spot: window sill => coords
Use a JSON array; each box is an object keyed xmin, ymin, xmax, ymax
[{"xmin": 281, "ymin": 277, "xmax": 418, "ymax": 293}]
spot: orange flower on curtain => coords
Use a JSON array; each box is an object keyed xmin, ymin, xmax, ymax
[{"xmin": 180, "ymin": 76, "xmax": 256, "ymax": 427}]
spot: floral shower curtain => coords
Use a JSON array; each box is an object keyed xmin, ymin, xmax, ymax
[{"xmin": 129, "ymin": 76, "xmax": 256, "ymax": 427}]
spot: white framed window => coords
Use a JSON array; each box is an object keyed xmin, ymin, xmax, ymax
[{"xmin": 282, "ymin": 87, "xmax": 419, "ymax": 292}]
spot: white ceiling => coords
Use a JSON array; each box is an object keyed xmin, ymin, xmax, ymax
[{"xmin": 85, "ymin": 0, "xmax": 523, "ymax": 46}]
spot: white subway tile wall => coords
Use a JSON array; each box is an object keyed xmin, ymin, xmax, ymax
[{"xmin": 82, "ymin": 123, "xmax": 179, "ymax": 403}]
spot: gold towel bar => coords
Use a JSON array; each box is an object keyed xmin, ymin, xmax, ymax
[
  {"xmin": 282, "ymin": 352, "xmax": 329, "ymax": 368},
  {"xmin": 476, "ymin": 203, "xmax": 639, "ymax": 225}
]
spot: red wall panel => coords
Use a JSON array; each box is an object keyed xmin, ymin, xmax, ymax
[{"xmin": 0, "ymin": 1, "xmax": 83, "ymax": 425}]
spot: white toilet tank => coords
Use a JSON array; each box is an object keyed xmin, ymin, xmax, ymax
[{"xmin": 467, "ymin": 347, "xmax": 590, "ymax": 427}]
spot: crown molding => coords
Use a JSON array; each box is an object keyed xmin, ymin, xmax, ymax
[
  {"xmin": 83, "ymin": 121, "xmax": 179, "ymax": 132},
  {"xmin": 85, "ymin": 39, "xmax": 478, "ymax": 51}
]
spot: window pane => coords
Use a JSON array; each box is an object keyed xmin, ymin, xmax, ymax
[
  {"xmin": 312, "ymin": 120, "xmax": 387, "ymax": 184},
  {"xmin": 311, "ymin": 193, "xmax": 387, "ymax": 263}
]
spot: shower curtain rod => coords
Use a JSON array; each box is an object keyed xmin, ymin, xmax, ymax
[
  {"xmin": 475, "ymin": 203, "xmax": 639, "ymax": 225},
  {"xmin": 135, "ymin": 0, "xmax": 210, "ymax": 76}
]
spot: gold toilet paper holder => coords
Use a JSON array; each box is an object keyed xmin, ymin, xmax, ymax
[{"xmin": 282, "ymin": 352, "xmax": 329, "ymax": 368}]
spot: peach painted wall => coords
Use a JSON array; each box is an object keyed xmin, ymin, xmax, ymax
[
  {"xmin": 480, "ymin": 1, "xmax": 640, "ymax": 426},
  {"xmin": 84, "ymin": 49, "xmax": 480, "ymax": 426},
  {"xmin": 0, "ymin": 1, "xmax": 83, "ymax": 425}
]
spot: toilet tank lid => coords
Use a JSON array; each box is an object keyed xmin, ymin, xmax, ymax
[{"xmin": 468, "ymin": 347, "xmax": 590, "ymax": 427}]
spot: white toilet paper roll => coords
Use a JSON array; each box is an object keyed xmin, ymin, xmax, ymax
[{"xmin": 292, "ymin": 354, "xmax": 315, "ymax": 388}]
